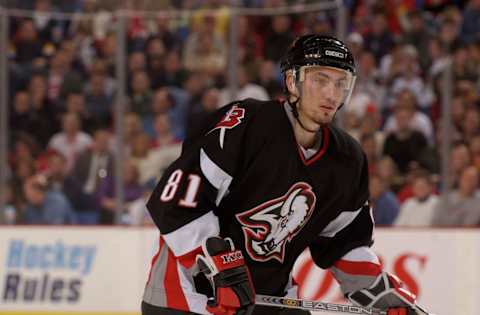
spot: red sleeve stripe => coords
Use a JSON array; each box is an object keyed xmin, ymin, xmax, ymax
[
  {"xmin": 334, "ymin": 259, "xmax": 382, "ymax": 276},
  {"xmin": 165, "ymin": 249, "xmax": 189, "ymax": 311},
  {"xmin": 177, "ymin": 246, "xmax": 203, "ymax": 269}
]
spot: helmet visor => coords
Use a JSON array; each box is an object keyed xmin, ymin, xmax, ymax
[{"xmin": 299, "ymin": 66, "xmax": 356, "ymax": 105}]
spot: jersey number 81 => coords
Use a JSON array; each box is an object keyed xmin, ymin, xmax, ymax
[{"xmin": 160, "ymin": 169, "xmax": 201, "ymax": 208}]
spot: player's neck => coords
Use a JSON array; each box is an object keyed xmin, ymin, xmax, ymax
[{"xmin": 294, "ymin": 122, "xmax": 321, "ymax": 149}]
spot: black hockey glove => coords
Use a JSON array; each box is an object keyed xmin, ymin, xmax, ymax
[
  {"xmin": 196, "ymin": 237, "xmax": 255, "ymax": 315},
  {"xmin": 347, "ymin": 272, "xmax": 432, "ymax": 315}
]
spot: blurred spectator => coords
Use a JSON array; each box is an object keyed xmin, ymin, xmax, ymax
[
  {"xmin": 122, "ymin": 112, "xmax": 144, "ymax": 155},
  {"xmin": 375, "ymin": 156, "xmax": 405, "ymax": 193},
  {"xmin": 470, "ymin": 134, "xmax": 480, "ymax": 171},
  {"xmin": 447, "ymin": 96, "xmax": 467, "ymax": 142},
  {"xmin": 28, "ymin": 74, "xmax": 58, "ymax": 147},
  {"xmin": 187, "ymin": 87, "xmax": 221, "ymax": 141},
  {"xmin": 46, "ymin": 151, "xmax": 98, "ymax": 224},
  {"xmin": 150, "ymin": 51, "xmax": 188, "ymax": 89},
  {"xmin": 144, "ymin": 87, "xmax": 188, "ymax": 140},
  {"xmin": 350, "ymin": 50, "xmax": 383, "ymax": 114},
  {"xmin": 147, "ymin": 16, "xmax": 177, "ymax": 51},
  {"xmin": 47, "ymin": 50, "xmax": 83, "ymax": 106},
  {"xmin": 402, "ymin": 10, "xmax": 433, "ymax": 71},
  {"xmin": 263, "ymin": 15, "xmax": 294, "ymax": 63},
  {"xmin": 388, "ymin": 45, "xmax": 435, "ymax": 111},
  {"xmin": 96, "ymin": 33, "xmax": 117, "ymax": 74},
  {"xmin": 48, "ymin": 113, "xmax": 93, "ymax": 172},
  {"xmin": 236, "ymin": 16, "xmax": 264, "ymax": 69},
  {"xmin": 460, "ymin": 0, "xmax": 480, "ymax": 44},
  {"xmin": 32, "ymin": 0, "xmax": 65, "ymax": 44},
  {"xmin": 455, "ymin": 79, "xmax": 479, "ymax": 107},
  {"xmin": 23, "ymin": 174, "xmax": 77, "ymax": 224},
  {"xmin": 128, "ymin": 124, "xmax": 179, "ymax": 184},
  {"xmin": 128, "ymin": 51, "xmax": 147, "ymax": 75},
  {"xmin": 9, "ymin": 91, "xmax": 32, "ymax": 139},
  {"xmin": 1, "ymin": 184, "xmax": 17, "ymax": 224},
  {"xmin": 72, "ymin": 129, "xmax": 114, "ymax": 221},
  {"xmin": 183, "ymin": 15, "xmax": 227, "ymax": 76},
  {"xmin": 438, "ymin": 18, "xmax": 461, "ymax": 50},
  {"xmin": 64, "ymin": 92, "xmax": 98, "ymax": 133},
  {"xmin": 360, "ymin": 133, "xmax": 380, "ymax": 175},
  {"xmin": 383, "ymin": 89, "xmax": 434, "ymax": 144},
  {"xmin": 461, "ymin": 106, "xmax": 480, "ymax": 143},
  {"xmin": 346, "ymin": 32, "xmax": 364, "ymax": 61},
  {"xmin": 9, "ymin": 158, "xmax": 36, "ymax": 214},
  {"xmin": 364, "ymin": 11, "xmax": 394, "ymax": 63},
  {"xmin": 219, "ymin": 65, "xmax": 269, "ymax": 104},
  {"xmin": 256, "ymin": 60, "xmax": 283, "ymax": 99},
  {"xmin": 303, "ymin": 11, "xmax": 333, "ymax": 36},
  {"xmin": 8, "ymin": 133, "xmax": 39, "ymax": 171},
  {"xmin": 395, "ymin": 171, "xmax": 439, "ymax": 226},
  {"xmin": 357, "ymin": 112, "xmax": 385, "ymax": 157},
  {"xmin": 129, "ymin": 70, "xmax": 153, "ymax": 117},
  {"xmin": 369, "ymin": 174, "xmax": 400, "ymax": 225},
  {"xmin": 449, "ymin": 142, "xmax": 472, "ymax": 188},
  {"xmin": 426, "ymin": 37, "xmax": 450, "ymax": 80},
  {"xmin": 130, "ymin": 132, "xmax": 155, "ymax": 184},
  {"xmin": 452, "ymin": 45, "xmax": 479, "ymax": 82},
  {"xmin": 151, "ymin": 113, "xmax": 181, "ymax": 148},
  {"xmin": 432, "ymin": 166, "xmax": 480, "ymax": 226},
  {"xmin": 145, "ymin": 36, "xmax": 166, "ymax": 62},
  {"xmin": 96, "ymin": 159, "xmax": 144, "ymax": 224},
  {"xmin": 84, "ymin": 71, "xmax": 114, "ymax": 126},
  {"xmin": 383, "ymin": 104, "xmax": 429, "ymax": 174},
  {"xmin": 183, "ymin": 72, "xmax": 208, "ymax": 113},
  {"xmin": 12, "ymin": 19, "xmax": 44, "ymax": 65},
  {"xmin": 126, "ymin": 188, "xmax": 155, "ymax": 226}
]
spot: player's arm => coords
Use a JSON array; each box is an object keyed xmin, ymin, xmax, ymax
[
  {"xmin": 309, "ymin": 155, "xmax": 431, "ymax": 315},
  {"xmin": 147, "ymin": 102, "xmax": 257, "ymax": 313}
]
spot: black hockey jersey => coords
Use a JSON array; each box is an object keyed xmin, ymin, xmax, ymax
[{"xmin": 143, "ymin": 99, "xmax": 374, "ymax": 315}]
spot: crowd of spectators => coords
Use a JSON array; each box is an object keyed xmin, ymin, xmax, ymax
[{"xmin": 2, "ymin": 0, "xmax": 480, "ymax": 226}]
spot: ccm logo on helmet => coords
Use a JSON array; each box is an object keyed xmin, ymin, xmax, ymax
[
  {"xmin": 221, "ymin": 251, "xmax": 244, "ymax": 264},
  {"xmin": 325, "ymin": 50, "xmax": 345, "ymax": 58}
]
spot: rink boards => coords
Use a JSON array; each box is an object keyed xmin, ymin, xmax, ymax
[{"xmin": 0, "ymin": 226, "xmax": 477, "ymax": 315}]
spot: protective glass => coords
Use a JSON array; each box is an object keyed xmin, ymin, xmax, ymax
[{"xmin": 299, "ymin": 66, "xmax": 356, "ymax": 105}]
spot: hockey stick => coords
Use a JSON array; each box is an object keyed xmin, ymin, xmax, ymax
[{"xmin": 255, "ymin": 294, "xmax": 387, "ymax": 315}]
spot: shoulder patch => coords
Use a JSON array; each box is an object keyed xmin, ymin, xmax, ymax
[
  {"xmin": 213, "ymin": 105, "xmax": 245, "ymax": 130},
  {"xmin": 208, "ymin": 105, "xmax": 246, "ymax": 148}
]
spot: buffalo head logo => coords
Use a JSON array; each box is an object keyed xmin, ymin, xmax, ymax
[{"xmin": 236, "ymin": 182, "xmax": 316, "ymax": 262}]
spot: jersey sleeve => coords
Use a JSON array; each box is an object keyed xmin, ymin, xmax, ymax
[
  {"xmin": 146, "ymin": 101, "xmax": 258, "ymax": 259},
  {"xmin": 308, "ymin": 153, "xmax": 374, "ymax": 269}
]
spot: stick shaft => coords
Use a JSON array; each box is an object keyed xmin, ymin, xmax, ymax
[{"xmin": 255, "ymin": 294, "xmax": 387, "ymax": 315}]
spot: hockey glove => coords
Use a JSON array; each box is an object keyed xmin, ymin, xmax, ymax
[
  {"xmin": 347, "ymin": 272, "xmax": 432, "ymax": 315},
  {"xmin": 196, "ymin": 237, "xmax": 255, "ymax": 315}
]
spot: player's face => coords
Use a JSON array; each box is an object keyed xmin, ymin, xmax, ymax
[{"xmin": 298, "ymin": 66, "xmax": 350, "ymax": 129}]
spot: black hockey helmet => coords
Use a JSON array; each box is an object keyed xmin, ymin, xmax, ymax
[
  {"xmin": 280, "ymin": 34, "xmax": 356, "ymax": 76},
  {"xmin": 281, "ymin": 34, "xmax": 357, "ymax": 108}
]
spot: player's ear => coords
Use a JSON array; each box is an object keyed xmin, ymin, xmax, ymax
[{"xmin": 286, "ymin": 72, "xmax": 299, "ymax": 96}]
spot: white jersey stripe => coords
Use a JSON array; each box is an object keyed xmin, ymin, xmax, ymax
[
  {"xmin": 340, "ymin": 246, "xmax": 379, "ymax": 264},
  {"xmin": 320, "ymin": 202, "xmax": 367, "ymax": 237},
  {"xmin": 176, "ymin": 262, "xmax": 210, "ymax": 314},
  {"xmin": 200, "ymin": 148, "xmax": 232, "ymax": 206},
  {"xmin": 162, "ymin": 211, "xmax": 219, "ymax": 257}
]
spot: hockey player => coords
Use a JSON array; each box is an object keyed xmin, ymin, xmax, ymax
[{"xmin": 142, "ymin": 35, "xmax": 430, "ymax": 315}]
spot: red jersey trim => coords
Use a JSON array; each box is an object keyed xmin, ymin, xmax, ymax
[
  {"xmin": 177, "ymin": 246, "xmax": 203, "ymax": 269},
  {"xmin": 334, "ymin": 259, "xmax": 382, "ymax": 276},
  {"xmin": 165, "ymin": 249, "xmax": 189, "ymax": 310},
  {"xmin": 297, "ymin": 126, "xmax": 330, "ymax": 166}
]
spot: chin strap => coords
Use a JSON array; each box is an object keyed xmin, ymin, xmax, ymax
[{"xmin": 287, "ymin": 97, "xmax": 320, "ymax": 134}]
